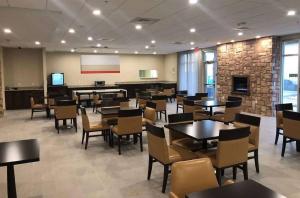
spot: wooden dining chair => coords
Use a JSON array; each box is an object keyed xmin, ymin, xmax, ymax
[
  {"xmin": 30, "ymin": 97, "xmax": 47, "ymax": 119},
  {"xmin": 183, "ymin": 100, "xmax": 209, "ymax": 121},
  {"xmin": 80, "ymin": 107, "xmax": 110, "ymax": 149},
  {"xmin": 161, "ymin": 88, "xmax": 174, "ymax": 102},
  {"xmin": 211, "ymin": 101, "xmax": 242, "ymax": 124},
  {"xmin": 146, "ymin": 124, "xmax": 198, "ymax": 193},
  {"xmin": 54, "ymin": 100, "xmax": 77, "ymax": 134},
  {"xmin": 152, "ymin": 95, "xmax": 168, "ymax": 122},
  {"xmin": 170, "ymin": 158, "xmax": 234, "ymax": 198},
  {"xmin": 275, "ymin": 103, "xmax": 293, "ymax": 145},
  {"xmin": 142, "ymin": 102, "xmax": 157, "ymax": 129},
  {"xmin": 195, "ymin": 93, "xmax": 208, "ymax": 100},
  {"xmin": 197, "ymin": 127, "xmax": 250, "ymax": 184},
  {"xmin": 111, "ymin": 109, "xmax": 143, "ymax": 155},
  {"xmin": 281, "ymin": 110, "xmax": 300, "ymax": 157},
  {"xmin": 214, "ymin": 96, "xmax": 243, "ymax": 115},
  {"xmin": 92, "ymin": 93, "xmax": 102, "ymax": 113},
  {"xmin": 234, "ymin": 113, "xmax": 261, "ymax": 173},
  {"xmin": 176, "ymin": 90, "xmax": 188, "ymax": 113}
]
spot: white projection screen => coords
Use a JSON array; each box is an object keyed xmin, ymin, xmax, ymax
[{"xmin": 80, "ymin": 55, "xmax": 120, "ymax": 74}]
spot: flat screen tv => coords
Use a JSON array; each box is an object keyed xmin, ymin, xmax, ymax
[{"xmin": 51, "ymin": 73, "xmax": 64, "ymax": 86}]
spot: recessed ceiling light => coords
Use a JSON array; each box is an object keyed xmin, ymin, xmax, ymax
[
  {"xmin": 3, "ymin": 28, "xmax": 12, "ymax": 34},
  {"xmin": 35, "ymin": 41, "xmax": 41, "ymax": 45},
  {"xmin": 231, "ymin": 40, "xmax": 235, "ymax": 43},
  {"xmin": 70, "ymin": 48, "xmax": 75, "ymax": 52},
  {"xmin": 88, "ymin": 36, "xmax": 93, "ymax": 41},
  {"xmin": 217, "ymin": 42, "xmax": 221, "ymax": 45},
  {"xmin": 191, "ymin": 47, "xmax": 195, "ymax": 50},
  {"xmin": 93, "ymin": 9, "xmax": 101, "ymax": 16},
  {"xmin": 61, "ymin": 40, "xmax": 66, "ymax": 44},
  {"xmin": 256, "ymin": 35, "xmax": 261, "ymax": 39},
  {"xmin": 190, "ymin": 41, "xmax": 195, "ymax": 45},
  {"xmin": 287, "ymin": 10, "xmax": 296, "ymax": 16},
  {"xmin": 135, "ymin": 24, "xmax": 142, "ymax": 30},
  {"xmin": 68, "ymin": 28, "xmax": 75, "ymax": 34},
  {"xmin": 96, "ymin": 43, "xmax": 101, "ymax": 47},
  {"xmin": 151, "ymin": 40, "xmax": 156, "ymax": 44},
  {"xmin": 115, "ymin": 50, "xmax": 119, "ymax": 54},
  {"xmin": 190, "ymin": 28, "xmax": 196, "ymax": 33},
  {"xmin": 145, "ymin": 45, "xmax": 149, "ymax": 49},
  {"xmin": 94, "ymin": 50, "xmax": 98, "ymax": 53},
  {"xmin": 134, "ymin": 51, "xmax": 139, "ymax": 54},
  {"xmin": 189, "ymin": 0, "xmax": 198, "ymax": 4},
  {"xmin": 238, "ymin": 32, "xmax": 243, "ymax": 36},
  {"xmin": 153, "ymin": 51, "xmax": 157, "ymax": 55}
]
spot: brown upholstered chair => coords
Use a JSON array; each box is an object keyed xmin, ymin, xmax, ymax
[
  {"xmin": 211, "ymin": 101, "xmax": 242, "ymax": 124},
  {"xmin": 143, "ymin": 102, "xmax": 157, "ymax": 128},
  {"xmin": 169, "ymin": 192, "xmax": 179, "ymax": 198},
  {"xmin": 170, "ymin": 158, "xmax": 219, "ymax": 198},
  {"xmin": 195, "ymin": 93, "xmax": 208, "ymax": 100},
  {"xmin": 183, "ymin": 100, "xmax": 209, "ymax": 121},
  {"xmin": 30, "ymin": 97, "xmax": 47, "ymax": 119},
  {"xmin": 161, "ymin": 88, "xmax": 174, "ymax": 102},
  {"xmin": 80, "ymin": 107, "xmax": 110, "ymax": 149},
  {"xmin": 197, "ymin": 127, "xmax": 250, "ymax": 184},
  {"xmin": 54, "ymin": 100, "xmax": 77, "ymax": 134},
  {"xmin": 233, "ymin": 113, "xmax": 261, "ymax": 173},
  {"xmin": 92, "ymin": 94, "xmax": 102, "ymax": 113},
  {"xmin": 146, "ymin": 124, "xmax": 198, "ymax": 193},
  {"xmin": 111, "ymin": 109, "xmax": 143, "ymax": 155},
  {"xmin": 214, "ymin": 96, "xmax": 242, "ymax": 115},
  {"xmin": 281, "ymin": 110, "xmax": 300, "ymax": 157},
  {"xmin": 168, "ymin": 113, "xmax": 201, "ymax": 152},
  {"xmin": 176, "ymin": 91, "xmax": 188, "ymax": 113},
  {"xmin": 275, "ymin": 103, "xmax": 293, "ymax": 145},
  {"xmin": 46, "ymin": 97, "xmax": 55, "ymax": 118},
  {"xmin": 152, "ymin": 95, "xmax": 168, "ymax": 122}
]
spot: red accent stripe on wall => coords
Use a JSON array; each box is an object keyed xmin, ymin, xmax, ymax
[{"xmin": 81, "ymin": 70, "xmax": 120, "ymax": 74}]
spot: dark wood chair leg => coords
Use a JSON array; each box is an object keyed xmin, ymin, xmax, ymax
[
  {"xmin": 221, "ymin": 169, "xmax": 225, "ymax": 176},
  {"xmin": 74, "ymin": 118, "xmax": 77, "ymax": 132},
  {"xmin": 147, "ymin": 155, "xmax": 153, "ymax": 180},
  {"xmin": 216, "ymin": 168, "xmax": 222, "ymax": 185},
  {"xmin": 160, "ymin": 112, "xmax": 162, "ymax": 119},
  {"xmin": 85, "ymin": 132, "xmax": 89, "ymax": 149},
  {"xmin": 31, "ymin": 109, "xmax": 34, "ymax": 119},
  {"xmin": 254, "ymin": 150, "xmax": 259, "ymax": 173},
  {"xmin": 118, "ymin": 135, "xmax": 121, "ymax": 155},
  {"xmin": 81, "ymin": 131, "xmax": 85, "ymax": 144},
  {"xmin": 275, "ymin": 128, "xmax": 280, "ymax": 145},
  {"xmin": 176, "ymin": 105, "xmax": 178, "ymax": 113},
  {"xmin": 162, "ymin": 165, "xmax": 169, "ymax": 193},
  {"xmin": 139, "ymin": 133, "xmax": 143, "ymax": 152},
  {"xmin": 281, "ymin": 136, "xmax": 287, "ymax": 157},
  {"xmin": 243, "ymin": 163, "xmax": 248, "ymax": 180},
  {"xmin": 165, "ymin": 111, "xmax": 167, "ymax": 122},
  {"xmin": 111, "ymin": 132, "xmax": 114, "ymax": 148},
  {"xmin": 233, "ymin": 166, "xmax": 237, "ymax": 180}
]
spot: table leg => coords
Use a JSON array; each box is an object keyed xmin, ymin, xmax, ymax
[
  {"xmin": 7, "ymin": 165, "xmax": 17, "ymax": 198},
  {"xmin": 296, "ymin": 141, "xmax": 300, "ymax": 152},
  {"xmin": 202, "ymin": 140, "xmax": 208, "ymax": 150},
  {"xmin": 209, "ymin": 107, "xmax": 213, "ymax": 116},
  {"xmin": 63, "ymin": 119, "xmax": 67, "ymax": 126}
]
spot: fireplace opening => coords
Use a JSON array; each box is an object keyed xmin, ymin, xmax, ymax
[{"xmin": 232, "ymin": 75, "xmax": 250, "ymax": 95}]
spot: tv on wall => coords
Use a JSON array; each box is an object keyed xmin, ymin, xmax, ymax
[{"xmin": 51, "ymin": 73, "xmax": 64, "ymax": 86}]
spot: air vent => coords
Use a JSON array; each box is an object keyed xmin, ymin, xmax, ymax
[
  {"xmin": 171, "ymin": 41, "xmax": 184, "ymax": 45},
  {"xmin": 130, "ymin": 17, "xmax": 160, "ymax": 25},
  {"xmin": 234, "ymin": 22, "xmax": 250, "ymax": 31},
  {"xmin": 96, "ymin": 38, "xmax": 115, "ymax": 42}
]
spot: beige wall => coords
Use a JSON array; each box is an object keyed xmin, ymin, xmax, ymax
[
  {"xmin": 3, "ymin": 48, "xmax": 43, "ymax": 87},
  {"xmin": 0, "ymin": 47, "xmax": 4, "ymax": 114},
  {"xmin": 164, "ymin": 53, "xmax": 177, "ymax": 81},
  {"xmin": 46, "ymin": 52, "xmax": 174, "ymax": 85}
]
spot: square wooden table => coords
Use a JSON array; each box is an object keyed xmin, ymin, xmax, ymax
[
  {"xmin": 165, "ymin": 120, "xmax": 235, "ymax": 149},
  {"xmin": 0, "ymin": 139, "xmax": 40, "ymax": 198},
  {"xmin": 186, "ymin": 180, "xmax": 286, "ymax": 198},
  {"xmin": 194, "ymin": 100, "xmax": 226, "ymax": 116}
]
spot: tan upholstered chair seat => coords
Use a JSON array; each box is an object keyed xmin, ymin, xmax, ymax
[
  {"xmin": 33, "ymin": 104, "xmax": 47, "ymax": 109},
  {"xmin": 248, "ymin": 143, "xmax": 256, "ymax": 151},
  {"xmin": 279, "ymin": 123, "xmax": 283, "ymax": 129},
  {"xmin": 194, "ymin": 111, "xmax": 209, "ymax": 121},
  {"xmin": 210, "ymin": 114, "xmax": 224, "ymax": 122},
  {"xmin": 172, "ymin": 138, "xmax": 202, "ymax": 151},
  {"xmin": 142, "ymin": 118, "xmax": 154, "ymax": 126},
  {"xmin": 89, "ymin": 121, "xmax": 110, "ymax": 131},
  {"xmin": 168, "ymin": 145, "xmax": 198, "ymax": 164},
  {"xmin": 177, "ymin": 101, "xmax": 183, "ymax": 105}
]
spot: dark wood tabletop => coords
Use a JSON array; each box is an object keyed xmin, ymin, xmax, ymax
[
  {"xmin": 99, "ymin": 107, "xmax": 137, "ymax": 116},
  {"xmin": 0, "ymin": 139, "xmax": 40, "ymax": 167},
  {"xmin": 165, "ymin": 120, "xmax": 235, "ymax": 141},
  {"xmin": 186, "ymin": 180, "xmax": 286, "ymax": 198},
  {"xmin": 194, "ymin": 99, "xmax": 225, "ymax": 107}
]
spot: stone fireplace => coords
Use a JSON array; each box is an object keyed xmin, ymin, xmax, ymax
[{"xmin": 217, "ymin": 37, "xmax": 281, "ymax": 116}]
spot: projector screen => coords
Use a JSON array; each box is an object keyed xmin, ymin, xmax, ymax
[{"xmin": 80, "ymin": 55, "xmax": 120, "ymax": 74}]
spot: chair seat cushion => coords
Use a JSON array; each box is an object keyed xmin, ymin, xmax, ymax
[
  {"xmin": 194, "ymin": 112, "xmax": 209, "ymax": 121},
  {"xmin": 248, "ymin": 143, "xmax": 257, "ymax": 151},
  {"xmin": 89, "ymin": 122, "xmax": 110, "ymax": 131},
  {"xmin": 33, "ymin": 104, "xmax": 47, "ymax": 109},
  {"xmin": 172, "ymin": 138, "xmax": 202, "ymax": 152},
  {"xmin": 214, "ymin": 111, "xmax": 224, "ymax": 115},
  {"xmin": 210, "ymin": 114, "xmax": 224, "ymax": 122},
  {"xmin": 196, "ymin": 150, "xmax": 217, "ymax": 166},
  {"xmin": 168, "ymin": 145, "xmax": 198, "ymax": 164},
  {"xmin": 142, "ymin": 118, "xmax": 154, "ymax": 126}
]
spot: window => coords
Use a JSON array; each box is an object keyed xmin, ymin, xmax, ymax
[{"xmin": 204, "ymin": 50, "xmax": 216, "ymax": 98}]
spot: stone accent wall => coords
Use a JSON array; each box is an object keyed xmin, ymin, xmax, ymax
[
  {"xmin": 217, "ymin": 37, "xmax": 281, "ymax": 116},
  {"xmin": 0, "ymin": 48, "xmax": 3, "ymax": 116}
]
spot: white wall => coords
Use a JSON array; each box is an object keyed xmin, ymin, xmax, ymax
[
  {"xmin": 46, "ymin": 52, "xmax": 174, "ymax": 85},
  {"xmin": 164, "ymin": 53, "xmax": 177, "ymax": 81}
]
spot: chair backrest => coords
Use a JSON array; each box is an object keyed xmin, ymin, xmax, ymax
[
  {"xmin": 283, "ymin": 111, "xmax": 300, "ymax": 139},
  {"xmin": 195, "ymin": 93, "xmax": 208, "ymax": 100},
  {"xmin": 30, "ymin": 97, "xmax": 35, "ymax": 107},
  {"xmin": 224, "ymin": 101, "xmax": 242, "ymax": 122},
  {"xmin": 152, "ymin": 95, "xmax": 167, "ymax": 111},
  {"xmin": 216, "ymin": 127, "xmax": 250, "ymax": 168},
  {"xmin": 185, "ymin": 96, "xmax": 197, "ymax": 101},
  {"xmin": 275, "ymin": 103, "xmax": 293, "ymax": 127},
  {"xmin": 80, "ymin": 107, "xmax": 90, "ymax": 131},
  {"xmin": 55, "ymin": 105, "xmax": 77, "ymax": 119},
  {"xmin": 177, "ymin": 90, "xmax": 188, "ymax": 95},
  {"xmin": 183, "ymin": 100, "xmax": 195, "ymax": 113},
  {"xmin": 170, "ymin": 158, "xmax": 219, "ymax": 198},
  {"xmin": 227, "ymin": 96, "xmax": 242, "ymax": 102},
  {"xmin": 163, "ymin": 89, "xmax": 173, "ymax": 96},
  {"xmin": 117, "ymin": 109, "xmax": 143, "ymax": 134},
  {"xmin": 144, "ymin": 102, "xmax": 157, "ymax": 123},
  {"xmin": 146, "ymin": 124, "xmax": 169, "ymax": 164},
  {"xmin": 47, "ymin": 97, "xmax": 55, "ymax": 107},
  {"xmin": 93, "ymin": 94, "xmax": 100, "ymax": 102},
  {"xmin": 234, "ymin": 113, "xmax": 261, "ymax": 149},
  {"xmin": 56, "ymin": 99, "xmax": 76, "ymax": 106},
  {"xmin": 168, "ymin": 113, "xmax": 193, "ymax": 124},
  {"xmin": 176, "ymin": 94, "xmax": 185, "ymax": 103}
]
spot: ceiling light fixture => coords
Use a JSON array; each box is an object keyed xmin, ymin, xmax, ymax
[
  {"xmin": 190, "ymin": 28, "xmax": 196, "ymax": 33},
  {"xmin": 191, "ymin": 47, "xmax": 195, "ymax": 50},
  {"xmin": 189, "ymin": 0, "xmax": 198, "ymax": 5},
  {"xmin": 70, "ymin": 48, "xmax": 75, "ymax": 52},
  {"xmin": 238, "ymin": 32, "xmax": 243, "ymax": 36},
  {"xmin": 135, "ymin": 24, "xmax": 142, "ymax": 30},
  {"xmin": 115, "ymin": 50, "xmax": 119, "ymax": 54},
  {"xmin": 134, "ymin": 51, "xmax": 139, "ymax": 54},
  {"xmin": 190, "ymin": 41, "xmax": 195, "ymax": 45},
  {"xmin": 35, "ymin": 41, "xmax": 41, "ymax": 45},
  {"xmin": 153, "ymin": 51, "xmax": 157, "ymax": 55},
  {"xmin": 231, "ymin": 40, "xmax": 235, "ymax": 43},
  {"xmin": 287, "ymin": 10, "xmax": 296, "ymax": 16},
  {"xmin": 256, "ymin": 35, "xmax": 261, "ymax": 39},
  {"xmin": 151, "ymin": 40, "xmax": 156, "ymax": 44},
  {"xmin": 93, "ymin": 9, "xmax": 101, "ymax": 16},
  {"xmin": 88, "ymin": 36, "xmax": 93, "ymax": 41},
  {"xmin": 145, "ymin": 45, "xmax": 149, "ymax": 49},
  {"xmin": 96, "ymin": 43, "xmax": 101, "ymax": 47},
  {"xmin": 94, "ymin": 50, "xmax": 98, "ymax": 53},
  {"xmin": 61, "ymin": 40, "xmax": 66, "ymax": 44},
  {"xmin": 3, "ymin": 28, "xmax": 12, "ymax": 34},
  {"xmin": 217, "ymin": 42, "xmax": 221, "ymax": 45},
  {"xmin": 68, "ymin": 28, "xmax": 75, "ymax": 34}
]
